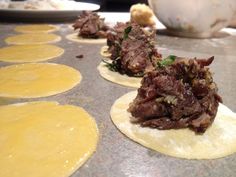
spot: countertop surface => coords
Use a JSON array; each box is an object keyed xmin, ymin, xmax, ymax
[{"xmin": 0, "ymin": 13, "xmax": 236, "ymax": 177}]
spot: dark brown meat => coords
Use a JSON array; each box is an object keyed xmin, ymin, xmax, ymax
[
  {"xmin": 107, "ymin": 22, "xmax": 129, "ymax": 60},
  {"xmin": 73, "ymin": 11, "xmax": 109, "ymax": 39},
  {"xmin": 106, "ymin": 22, "xmax": 162, "ymax": 76},
  {"xmin": 128, "ymin": 57, "xmax": 222, "ymax": 133}
]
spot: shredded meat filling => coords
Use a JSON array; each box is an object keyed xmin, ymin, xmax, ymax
[
  {"xmin": 106, "ymin": 22, "xmax": 162, "ymax": 76},
  {"xmin": 73, "ymin": 11, "xmax": 109, "ymax": 38},
  {"xmin": 128, "ymin": 56, "xmax": 222, "ymax": 133}
]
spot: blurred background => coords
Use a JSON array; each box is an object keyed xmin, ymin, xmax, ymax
[
  {"xmin": 85, "ymin": 0, "xmax": 148, "ymax": 12},
  {"xmin": 11, "ymin": 0, "xmax": 148, "ymax": 11},
  {"xmin": 78, "ymin": 0, "xmax": 148, "ymax": 11}
]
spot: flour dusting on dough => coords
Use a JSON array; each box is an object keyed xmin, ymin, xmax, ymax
[{"xmin": 110, "ymin": 91, "xmax": 236, "ymax": 159}]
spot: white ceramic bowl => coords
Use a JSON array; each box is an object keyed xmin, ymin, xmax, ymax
[{"xmin": 148, "ymin": 0, "xmax": 236, "ymax": 38}]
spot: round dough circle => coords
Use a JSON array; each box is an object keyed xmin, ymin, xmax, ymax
[
  {"xmin": 110, "ymin": 91, "xmax": 236, "ymax": 159},
  {"xmin": 66, "ymin": 33, "xmax": 106, "ymax": 44},
  {"xmin": 0, "ymin": 44, "xmax": 64, "ymax": 63},
  {"xmin": 0, "ymin": 63, "xmax": 82, "ymax": 98},
  {"xmin": 97, "ymin": 62, "xmax": 141, "ymax": 88},
  {"xmin": 100, "ymin": 46, "xmax": 111, "ymax": 58},
  {"xmin": 15, "ymin": 24, "xmax": 59, "ymax": 33},
  {"xmin": 5, "ymin": 33, "xmax": 61, "ymax": 45},
  {"xmin": 0, "ymin": 101, "xmax": 98, "ymax": 177}
]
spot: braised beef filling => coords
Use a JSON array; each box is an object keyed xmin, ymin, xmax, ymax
[
  {"xmin": 128, "ymin": 56, "xmax": 222, "ymax": 133},
  {"xmin": 105, "ymin": 22, "xmax": 162, "ymax": 77},
  {"xmin": 73, "ymin": 11, "xmax": 109, "ymax": 38}
]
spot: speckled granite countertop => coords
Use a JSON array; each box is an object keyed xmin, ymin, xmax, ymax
[{"xmin": 0, "ymin": 13, "xmax": 236, "ymax": 177}]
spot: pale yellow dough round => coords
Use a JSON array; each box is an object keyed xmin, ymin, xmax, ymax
[
  {"xmin": 0, "ymin": 44, "xmax": 64, "ymax": 63},
  {"xmin": 100, "ymin": 46, "xmax": 111, "ymax": 58},
  {"xmin": 0, "ymin": 63, "xmax": 81, "ymax": 98},
  {"xmin": 0, "ymin": 101, "xmax": 98, "ymax": 177},
  {"xmin": 5, "ymin": 33, "xmax": 61, "ymax": 45},
  {"xmin": 15, "ymin": 24, "xmax": 59, "ymax": 33},
  {"xmin": 66, "ymin": 33, "xmax": 106, "ymax": 44},
  {"xmin": 97, "ymin": 62, "xmax": 141, "ymax": 88},
  {"xmin": 111, "ymin": 91, "xmax": 236, "ymax": 159}
]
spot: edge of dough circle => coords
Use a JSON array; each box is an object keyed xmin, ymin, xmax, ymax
[
  {"xmin": 0, "ymin": 63, "xmax": 82, "ymax": 98},
  {"xmin": 5, "ymin": 33, "xmax": 62, "ymax": 45},
  {"xmin": 110, "ymin": 91, "xmax": 236, "ymax": 160},
  {"xmin": 14, "ymin": 24, "xmax": 59, "ymax": 33},
  {"xmin": 66, "ymin": 33, "xmax": 106, "ymax": 43},
  {"xmin": 97, "ymin": 62, "xmax": 141, "ymax": 88},
  {"xmin": 0, "ymin": 101, "xmax": 98, "ymax": 177}
]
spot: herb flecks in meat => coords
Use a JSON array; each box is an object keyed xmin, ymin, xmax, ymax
[
  {"xmin": 73, "ymin": 11, "xmax": 109, "ymax": 39},
  {"xmin": 102, "ymin": 59, "xmax": 119, "ymax": 72},
  {"xmin": 123, "ymin": 26, "xmax": 132, "ymax": 39},
  {"xmin": 128, "ymin": 57, "xmax": 222, "ymax": 134},
  {"xmin": 106, "ymin": 22, "xmax": 162, "ymax": 76},
  {"xmin": 157, "ymin": 55, "xmax": 176, "ymax": 67}
]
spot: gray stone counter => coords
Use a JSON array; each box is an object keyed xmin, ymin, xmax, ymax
[{"xmin": 0, "ymin": 20, "xmax": 236, "ymax": 177}]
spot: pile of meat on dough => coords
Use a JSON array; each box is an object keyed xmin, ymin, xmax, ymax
[
  {"xmin": 106, "ymin": 22, "xmax": 162, "ymax": 76},
  {"xmin": 73, "ymin": 11, "xmax": 109, "ymax": 39},
  {"xmin": 128, "ymin": 56, "xmax": 222, "ymax": 133}
]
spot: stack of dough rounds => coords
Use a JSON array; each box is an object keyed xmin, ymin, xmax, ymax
[
  {"xmin": 1, "ymin": 25, "xmax": 63, "ymax": 63},
  {"xmin": 0, "ymin": 101, "xmax": 98, "ymax": 177},
  {"xmin": 110, "ymin": 91, "xmax": 236, "ymax": 159},
  {"xmin": 0, "ymin": 63, "xmax": 82, "ymax": 98},
  {"xmin": 0, "ymin": 44, "xmax": 64, "ymax": 63},
  {"xmin": 5, "ymin": 33, "xmax": 61, "ymax": 45},
  {"xmin": 15, "ymin": 24, "xmax": 59, "ymax": 33}
]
